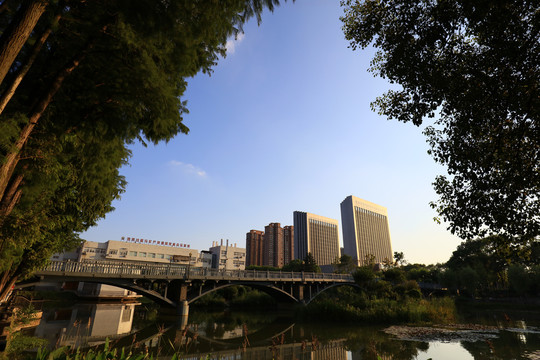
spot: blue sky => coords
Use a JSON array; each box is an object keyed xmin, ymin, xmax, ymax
[{"xmin": 81, "ymin": 0, "xmax": 463, "ymax": 264}]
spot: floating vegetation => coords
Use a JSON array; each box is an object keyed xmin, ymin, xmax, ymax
[{"xmin": 383, "ymin": 323, "xmax": 540, "ymax": 343}]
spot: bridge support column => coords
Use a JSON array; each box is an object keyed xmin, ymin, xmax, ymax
[
  {"xmin": 294, "ymin": 284, "xmax": 305, "ymax": 303},
  {"xmin": 178, "ymin": 300, "xmax": 189, "ymax": 322}
]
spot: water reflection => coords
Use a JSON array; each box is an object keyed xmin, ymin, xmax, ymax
[
  {"xmin": 29, "ymin": 304, "xmax": 540, "ymax": 360},
  {"xmin": 34, "ymin": 303, "xmax": 139, "ymax": 348}
]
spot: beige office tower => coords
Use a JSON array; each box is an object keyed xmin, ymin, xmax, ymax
[
  {"xmin": 293, "ymin": 211, "xmax": 340, "ymax": 272},
  {"xmin": 340, "ymin": 195, "xmax": 393, "ymax": 266}
]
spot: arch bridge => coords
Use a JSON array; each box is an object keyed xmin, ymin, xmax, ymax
[{"xmin": 34, "ymin": 260, "xmax": 356, "ymax": 310}]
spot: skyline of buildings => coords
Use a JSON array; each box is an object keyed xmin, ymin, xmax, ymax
[
  {"xmin": 341, "ymin": 195, "xmax": 393, "ymax": 266},
  {"xmin": 63, "ymin": 195, "xmax": 393, "ymax": 272}
]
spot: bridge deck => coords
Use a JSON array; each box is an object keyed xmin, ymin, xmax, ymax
[{"xmin": 37, "ymin": 260, "xmax": 354, "ymax": 283}]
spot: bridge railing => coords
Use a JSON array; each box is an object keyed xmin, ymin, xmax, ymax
[{"xmin": 40, "ymin": 260, "xmax": 354, "ymax": 282}]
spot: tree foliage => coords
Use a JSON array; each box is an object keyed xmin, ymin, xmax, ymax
[
  {"xmin": 282, "ymin": 254, "xmax": 321, "ymax": 273},
  {"xmin": 442, "ymin": 235, "xmax": 537, "ymax": 294},
  {"xmin": 333, "ymin": 254, "xmax": 357, "ymax": 273},
  {"xmin": 303, "ymin": 252, "xmax": 321, "ymax": 273},
  {"xmin": 0, "ymin": 0, "xmax": 285, "ymax": 301},
  {"xmin": 341, "ymin": 0, "xmax": 539, "ymax": 241},
  {"xmin": 282, "ymin": 259, "xmax": 303, "ymax": 272}
]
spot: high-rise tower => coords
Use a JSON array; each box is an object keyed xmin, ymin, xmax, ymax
[
  {"xmin": 283, "ymin": 225, "xmax": 294, "ymax": 265},
  {"xmin": 293, "ymin": 211, "xmax": 340, "ymax": 272},
  {"xmin": 340, "ymin": 195, "xmax": 393, "ymax": 266},
  {"xmin": 245, "ymin": 230, "xmax": 264, "ymax": 266},
  {"xmin": 263, "ymin": 223, "xmax": 284, "ymax": 267}
]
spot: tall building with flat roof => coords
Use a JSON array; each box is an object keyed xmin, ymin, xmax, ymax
[
  {"xmin": 263, "ymin": 223, "xmax": 284, "ymax": 267},
  {"xmin": 283, "ymin": 225, "xmax": 294, "ymax": 265},
  {"xmin": 246, "ymin": 230, "xmax": 264, "ymax": 266},
  {"xmin": 293, "ymin": 211, "xmax": 340, "ymax": 272},
  {"xmin": 340, "ymin": 195, "xmax": 393, "ymax": 266}
]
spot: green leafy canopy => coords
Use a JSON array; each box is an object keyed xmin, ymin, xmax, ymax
[{"xmin": 341, "ymin": 0, "xmax": 539, "ymax": 241}]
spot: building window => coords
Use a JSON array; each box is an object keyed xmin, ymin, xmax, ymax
[
  {"xmin": 157, "ymin": 254, "xmax": 164, "ymax": 259},
  {"xmin": 148, "ymin": 253, "xmax": 155, "ymax": 258},
  {"xmin": 129, "ymin": 251, "xmax": 137, "ymax": 257},
  {"xmin": 109, "ymin": 250, "xmax": 118, "ymax": 255},
  {"xmin": 121, "ymin": 307, "xmax": 132, "ymax": 322},
  {"xmin": 139, "ymin": 252, "xmax": 147, "ymax": 257}
]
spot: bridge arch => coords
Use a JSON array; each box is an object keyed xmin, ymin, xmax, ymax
[
  {"xmin": 303, "ymin": 282, "xmax": 361, "ymax": 304},
  {"xmin": 187, "ymin": 282, "xmax": 299, "ymax": 305},
  {"xmin": 35, "ymin": 277, "xmax": 176, "ymax": 307}
]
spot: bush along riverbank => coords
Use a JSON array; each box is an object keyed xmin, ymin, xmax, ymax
[
  {"xmin": 296, "ymin": 295, "xmax": 456, "ymax": 324},
  {"xmin": 296, "ymin": 266, "xmax": 457, "ymax": 325}
]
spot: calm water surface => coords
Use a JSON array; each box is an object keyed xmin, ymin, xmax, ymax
[{"xmin": 31, "ymin": 302, "xmax": 540, "ymax": 359}]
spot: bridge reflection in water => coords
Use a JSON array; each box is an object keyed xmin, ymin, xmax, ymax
[{"xmin": 35, "ymin": 303, "xmax": 356, "ymax": 359}]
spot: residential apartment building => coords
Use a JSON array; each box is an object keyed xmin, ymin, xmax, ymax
[
  {"xmin": 293, "ymin": 211, "xmax": 340, "ymax": 272},
  {"xmin": 340, "ymin": 195, "xmax": 393, "ymax": 266},
  {"xmin": 283, "ymin": 225, "xmax": 294, "ymax": 265},
  {"xmin": 263, "ymin": 223, "xmax": 284, "ymax": 267},
  {"xmin": 245, "ymin": 223, "xmax": 294, "ymax": 268},
  {"xmin": 245, "ymin": 230, "xmax": 264, "ymax": 266}
]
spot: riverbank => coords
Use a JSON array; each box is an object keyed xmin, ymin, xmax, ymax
[{"xmin": 296, "ymin": 297, "xmax": 457, "ymax": 324}]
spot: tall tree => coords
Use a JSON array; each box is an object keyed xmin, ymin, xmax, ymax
[
  {"xmin": 0, "ymin": 0, "xmax": 285, "ymax": 302},
  {"xmin": 445, "ymin": 235, "xmax": 533, "ymax": 290},
  {"xmin": 303, "ymin": 252, "xmax": 321, "ymax": 273},
  {"xmin": 341, "ymin": 0, "xmax": 539, "ymax": 241}
]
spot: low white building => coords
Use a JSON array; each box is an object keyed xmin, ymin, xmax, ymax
[
  {"xmin": 54, "ymin": 239, "xmax": 212, "ymax": 268},
  {"xmin": 209, "ymin": 239, "xmax": 246, "ymax": 270},
  {"xmin": 50, "ymin": 239, "xmax": 216, "ymax": 298},
  {"xmin": 52, "ymin": 238, "xmax": 244, "ymax": 273}
]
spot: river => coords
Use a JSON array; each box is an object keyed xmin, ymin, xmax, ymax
[{"xmin": 29, "ymin": 301, "xmax": 540, "ymax": 359}]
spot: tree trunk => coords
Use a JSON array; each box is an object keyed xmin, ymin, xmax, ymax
[
  {"xmin": 0, "ymin": 270, "xmax": 10, "ymax": 296},
  {"xmin": 0, "ymin": 0, "xmax": 49, "ymax": 86},
  {"xmin": 0, "ymin": 41, "xmax": 90, "ymax": 205},
  {"xmin": 0, "ymin": 273, "xmax": 18, "ymax": 304},
  {"xmin": 0, "ymin": 172, "xmax": 24, "ymax": 227},
  {"xmin": 0, "ymin": 12, "xmax": 61, "ymax": 115}
]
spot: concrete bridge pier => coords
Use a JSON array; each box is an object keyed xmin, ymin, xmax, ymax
[
  {"xmin": 294, "ymin": 284, "xmax": 305, "ymax": 303},
  {"xmin": 179, "ymin": 300, "xmax": 189, "ymax": 328}
]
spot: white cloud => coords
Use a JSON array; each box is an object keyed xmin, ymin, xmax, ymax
[
  {"xmin": 169, "ymin": 160, "xmax": 207, "ymax": 178},
  {"xmin": 225, "ymin": 32, "xmax": 245, "ymax": 54}
]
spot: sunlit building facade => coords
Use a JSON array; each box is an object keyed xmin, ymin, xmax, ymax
[
  {"xmin": 246, "ymin": 230, "xmax": 264, "ymax": 266},
  {"xmin": 340, "ymin": 195, "xmax": 393, "ymax": 266},
  {"xmin": 263, "ymin": 223, "xmax": 284, "ymax": 267},
  {"xmin": 293, "ymin": 211, "xmax": 340, "ymax": 272}
]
